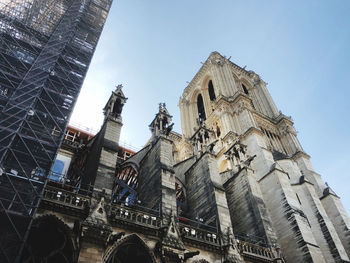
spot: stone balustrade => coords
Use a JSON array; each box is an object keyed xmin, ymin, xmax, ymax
[
  {"xmin": 108, "ymin": 204, "xmax": 162, "ymax": 229},
  {"xmin": 41, "ymin": 185, "xmax": 90, "ymax": 216},
  {"xmin": 179, "ymin": 223, "xmax": 221, "ymax": 248},
  {"xmin": 237, "ymin": 240, "xmax": 274, "ymax": 260}
]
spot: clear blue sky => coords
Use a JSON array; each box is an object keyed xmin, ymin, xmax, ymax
[{"xmin": 70, "ymin": 0, "xmax": 350, "ymax": 213}]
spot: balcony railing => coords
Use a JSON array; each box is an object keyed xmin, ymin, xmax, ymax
[
  {"xmin": 237, "ymin": 240, "xmax": 274, "ymax": 260},
  {"xmin": 108, "ymin": 203, "xmax": 162, "ymax": 229},
  {"xmin": 41, "ymin": 185, "xmax": 90, "ymax": 216},
  {"xmin": 179, "ymin": 223, "xmax": 221, "ymax": 247}
]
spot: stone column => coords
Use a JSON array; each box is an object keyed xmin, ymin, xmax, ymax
[
  {"xmin": 137, "ymin": 135, "xmax": 177, "ymax": 224},
  {"xmin": 94, "ymin": 117, "xmax": 122, "ymax": 195}
]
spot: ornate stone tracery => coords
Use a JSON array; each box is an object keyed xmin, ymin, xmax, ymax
[
  {"xmin": 113, "ymin": 163, "xmax": 139, "ymax": 205},
  {"xmin": 103, "ymin": 234, "xmax": 156, "ymax": 263},
  {"xmin": 21, "ymin": 215, "xmax": 77, "ymax": 263},
  {"xmin": 225, "ymin": 140, "xmax": 256, "ymax": 173},
  {"xmin": 149, "ymin": 103, "xmax": 174, "ymax": 137}
]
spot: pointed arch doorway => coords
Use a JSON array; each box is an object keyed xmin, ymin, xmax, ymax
[{"xmin": 104, "ymin": 234, "xmax": 156, "ymax": 263}]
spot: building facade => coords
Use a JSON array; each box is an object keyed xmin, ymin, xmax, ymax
[
  {"xmin": 21, "ymin": 52, "xmax": 350, "ymax": 263},
  {"xmin": 0, "ymin": 1, "xmax": 113, "ymax": 262}
]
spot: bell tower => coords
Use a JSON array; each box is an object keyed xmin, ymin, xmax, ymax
[{"xmin": 177, "ymin": 52, "xmax": 350, "ymax": 262}]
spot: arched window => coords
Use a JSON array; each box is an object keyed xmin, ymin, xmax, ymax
[
  {"xmin": 242, "ymin": 84, "xmax": 249, "ymax": 95},
  {"xmin": 197, "ymin": 94, "xmax": 206, "ymax": 123},
  {"xmin": 175, "ymin": 179, "xmax": 187, "ymax": 217},
  {"xmin": 113, "ymin": 164, "xmax": 139, "ymax": 205},
  {"xmin": 105, "ymin": 234, "xmax": 155, "ymax": 263},
  {"xmin": 216, "ymin": 126, "xmax": 221, "ymax": 137},
  {"xmin": 112, "ymin": 98, "xmax": 123, "ymax": 116},
  {"xmin": 21, "ymin": 215, "xmax": 76, "ymax": 263},
  {"xmin": 208, "ymin": 80, "xmax": 216, "ymax": 101}
]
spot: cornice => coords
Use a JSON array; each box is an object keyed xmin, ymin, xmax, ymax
[
  {"xmin": 320, "ymin": 189, "xmax": 340, "ymax": 200},
  {"xmin": 291, "ymin": 151, "xmax": 310, "ymax": 161},
  {"xmin": 169, "ymin": 130, "xmax": 182, "ymax": 141},
  {"xmin": 276, "ymin": 113, "xmax": 294, "ymax": 125},
  {"xmin": 240, "ymin": 127, "xmax": 264, "ymax": 140},
  {"xmin": 258, "ymin": 166, "xmax": 289, "ymax": 183}
]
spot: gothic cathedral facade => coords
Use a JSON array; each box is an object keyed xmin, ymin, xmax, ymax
[{"xmin": 28, "ymin": 52, "xmax": 350, "ymax": 263}]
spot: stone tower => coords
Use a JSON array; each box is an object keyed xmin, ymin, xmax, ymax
[
  {"xmin": 177, "ymin": 51, "xmax": 350, "ymax": 262},
  {"xmin": 81, "ymin": 84, "xmax": 127, "ymax": 194},
  {"xmin": 24, "ymin": 53, "xmax": 350, "ymax": 263}
]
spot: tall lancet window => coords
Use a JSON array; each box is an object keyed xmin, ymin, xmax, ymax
[
  {"xmin": 113, "ymin": 98, "xmax": 122, "ymax": 115},
  {"xmin": 242, "ymin": 83, "xmax": 249, "ymax": 95},
  {"xmin": 197, "ymin": 94, "xmax": 206, "ymax": 123},
  {"xmin": 208, "ymin": 80, "xmax": 216, "ymax": 101}
]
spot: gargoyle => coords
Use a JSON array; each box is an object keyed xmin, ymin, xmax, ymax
[{"xmin": 107, "ymin": 232, "xmax": 125, "ymax": 246}]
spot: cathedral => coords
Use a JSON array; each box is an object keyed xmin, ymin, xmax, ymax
[{"xmin": 23, "ymin": 52, "xmax": 350, "ymax": 263}]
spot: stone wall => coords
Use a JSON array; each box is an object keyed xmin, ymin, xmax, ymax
[
  {"xmin": 259, "ymin": 168, "xmax": 326, "ymax": 263},
  {"xmin": 138, "ymin": 137, "xmax": 175, "ymax": 213},
  {"xmin": 224, "ymin": 168, "xmax": 278, "ymax": 246},
  {"xmin": 185, "ymin": 154, "xmax": 218, "ymax": 226}
]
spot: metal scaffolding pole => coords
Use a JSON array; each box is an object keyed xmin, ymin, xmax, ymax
[{"xmin": 0, "ymin": 0, "xmax": 113, "ymax": 261}]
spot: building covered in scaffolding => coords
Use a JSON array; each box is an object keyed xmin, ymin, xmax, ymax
[
  {"xmin": 0, "ymin": 1, "xmax": 349, "ymax": 261},
  {"xmin": 0, "ymin": 0, "xmax": 113, "ymax": 262}
]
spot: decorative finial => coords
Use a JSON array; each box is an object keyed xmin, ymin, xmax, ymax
[
  {"xmin": 158, "ymin": 103, "xmax": 167, "ymax": 111},
  {"xmin": 115, "ymin": 84, "xmax": 123, "ymax": 90}
]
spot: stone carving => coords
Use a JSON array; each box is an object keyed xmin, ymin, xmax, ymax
[
  {"xmin": 191, "ymin": 123, "xmax": 216, "ymax": 156},
  {"xmin": 211, "ymin": 57, "xmax": 226, "ymax": 67},
  {"xmin": 192, "ymin": 260, "xmax": 209, "ymax": 263},
  {"xmin": 280, "ymin": 122, "xmax": 296, "ymax": 136},
  {"xmin": 104, "ymin": 84, "xmax": 127, "ymax": 120},
  {"xmin": 157, "ymin": 216, "xmax": 200, "ymax": 262},
  {"xmin": 107, "ymin": 232, "xmax": 125, "ymax": 246},
  {"xmin": 236, "ymin": 100, "xmax": 246, "ymax": 114},
  {"xmin": 82, "ymin": 198, "xmax": 113, "ymax": 246},
  {"xmin": 149, "ymin": 103, "xmax": 174, "ymax": 137},
  {"xmin": 225, "ymin": 140, "xmax": 256, "ymax": 173}
]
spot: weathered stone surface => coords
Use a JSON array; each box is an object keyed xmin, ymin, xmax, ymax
[{"xmin": 36, "ymin": 52, "xmax": 349, "ymax": 263}]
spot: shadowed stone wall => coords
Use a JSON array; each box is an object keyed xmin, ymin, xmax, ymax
[
  {"xmin": 185, "ymin": 154, "xmax": 218, "ymax": 227},
  {"xmin": 224, "ymin": 168, "xmax": 278, "ymax": 247},
  {"xmin": 138, "ymin": 136, "xmax": 176, "ymax": 216}
]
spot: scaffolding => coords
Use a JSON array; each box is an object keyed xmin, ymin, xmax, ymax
[{"xmin": 0, "ymin": 0, "xmax": 113, "ymax": 262}]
